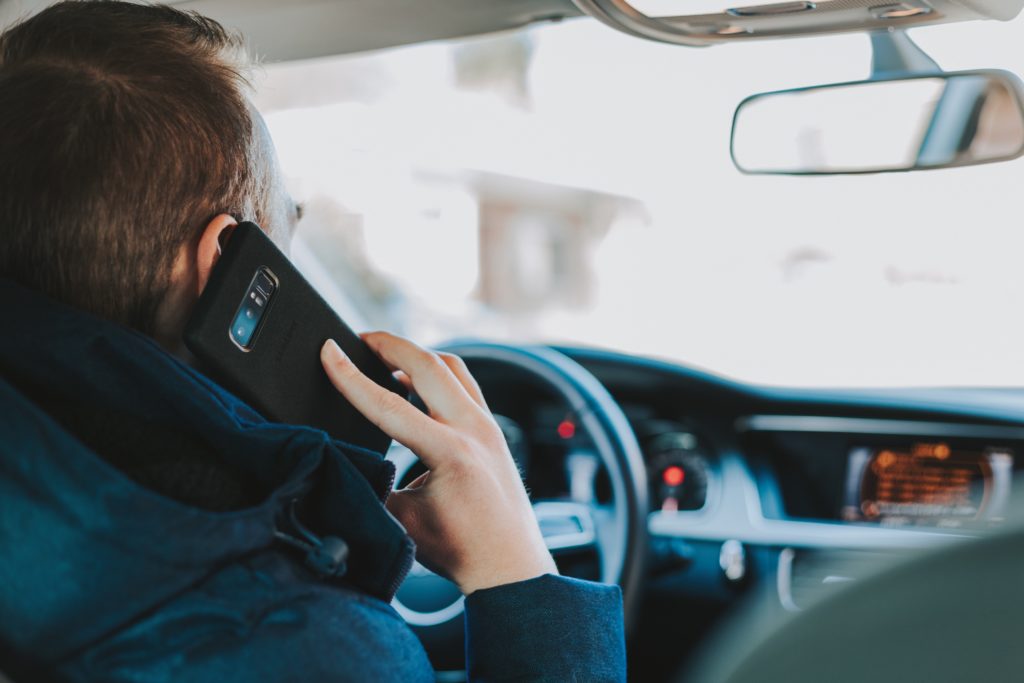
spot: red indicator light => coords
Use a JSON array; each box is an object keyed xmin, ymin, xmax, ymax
[
  {"xmin": 557, "ymin": 419, "xmax": 576, "ymax": 440},
  {"xmin": 663, "ymin": 465, "xmax": 685, "ymax": 487}
]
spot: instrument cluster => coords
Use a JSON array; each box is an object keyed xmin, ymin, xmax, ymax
[{"xmin": 642, "ymin": 427, "xmax": 715, "ymax": 513}]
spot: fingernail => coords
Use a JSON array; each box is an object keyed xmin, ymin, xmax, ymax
[{"xmin": 321, "ymin": 339, "xmax": 347, "ymax": 362}]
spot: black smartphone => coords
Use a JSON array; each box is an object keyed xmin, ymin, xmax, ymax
[{"xmin": 184, "ymin": 222, "xmax": 404, "ymax": 454}]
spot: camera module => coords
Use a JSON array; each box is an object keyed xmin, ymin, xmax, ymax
[{"xmin": 229, "ymin": 267, "xmax": 277, "ymax": 350}]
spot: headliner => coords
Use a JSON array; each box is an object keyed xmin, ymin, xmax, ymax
[
  {"xmin": 170, "ymin": 0, "xmax": 580, "ymax": 62},
  {"xmin": 2, "ymin": 0, "xmax": 1020, "ymax": 63},
  {"xmin": 0, "ymin": 0, "xmax": 580, "ymax": 62}
]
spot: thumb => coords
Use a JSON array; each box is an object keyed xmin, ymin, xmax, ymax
[{"xmin": 386, "ymin": 487, "xmax": 423, "ymax": 536}]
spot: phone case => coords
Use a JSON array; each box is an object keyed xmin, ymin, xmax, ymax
[{"xmin": 183, "ymin": 222, "xmax": 402, "ymax": 454}]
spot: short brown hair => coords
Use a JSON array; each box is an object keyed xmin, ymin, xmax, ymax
[{"xmin": 0, "ymin": 0, "xmax": 271, "ymax": 333}]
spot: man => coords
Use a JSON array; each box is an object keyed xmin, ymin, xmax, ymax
[{"xmin": 0, "ymin": 2, "xmax": 625, "ymax": 681}]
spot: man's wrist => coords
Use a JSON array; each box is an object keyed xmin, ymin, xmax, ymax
[{"xmin": 458, "ymin": 554, "xmax": 559, "ymax": 595}]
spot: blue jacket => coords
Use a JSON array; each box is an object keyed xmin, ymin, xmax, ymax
[{"xmin": 0, "ymin": 279, "xmax": 626, "ymax": 682}]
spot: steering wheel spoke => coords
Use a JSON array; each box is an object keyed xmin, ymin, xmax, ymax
[{"xmin": 533, "ymin": 500, "xmax": 598, "ymax": 553}]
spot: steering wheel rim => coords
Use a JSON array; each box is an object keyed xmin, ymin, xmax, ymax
[{"xmin": 389, "ymin": 342, "xmax": 648, "ymax": 638}]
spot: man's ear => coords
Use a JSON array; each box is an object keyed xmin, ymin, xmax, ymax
[{"xmin": 195, "ymin": 214, "xmax": 238, "ymax": 295}]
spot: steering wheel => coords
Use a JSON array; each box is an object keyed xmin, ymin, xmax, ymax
[{"xmin": 387, "ymin": 343, "xmax": 648, "ymax": 667}]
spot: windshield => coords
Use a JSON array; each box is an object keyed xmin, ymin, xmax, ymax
[{"xmin": 254, "ymin": 17, "xmax": 1024, "ymax": 389}]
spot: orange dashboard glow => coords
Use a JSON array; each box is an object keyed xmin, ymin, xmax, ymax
[
  {"xmin": 912, "ymin": 442, "xmax": 952, "ymax": 459},
  {"xmin": 861, "ymin": 445, "xmax": 987, "ymax": 521}
]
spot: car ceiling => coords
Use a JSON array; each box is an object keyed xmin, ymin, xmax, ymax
[
  {"xmin": 0, "ymin": 0, "xmax": 582, "ymax": 62},
  {"xmin": 4, "ymin": 0, "xmax": 1024, "ymax": 62},
  {"xmin": 173, "ymin": 0, "xmax": 585, "ymax": 61}
]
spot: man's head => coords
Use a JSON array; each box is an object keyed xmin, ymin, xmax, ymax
[{"xmin": 0, "ymin": 0, "xmax": 297, "ymax": 350}]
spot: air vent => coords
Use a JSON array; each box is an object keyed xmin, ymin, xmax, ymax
[{"xmin": 777, "ymin": 547, "xmax": 907, "ymax": 611}]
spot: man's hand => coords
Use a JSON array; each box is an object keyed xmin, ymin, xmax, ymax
[{"xmin": 321, "ymin": 333, "xmax": 558, "ymax": 595}]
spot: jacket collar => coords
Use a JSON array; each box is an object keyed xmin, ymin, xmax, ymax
[{"xmin": 0, "ymin": 279, "xmax": 414, "ymax": 658}]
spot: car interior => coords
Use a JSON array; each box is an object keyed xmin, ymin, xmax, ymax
[{"xmin": 5, "ymin": 0, "xmax": 1024, "ymax": 680}]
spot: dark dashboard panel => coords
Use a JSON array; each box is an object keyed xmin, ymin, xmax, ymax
[{"xmin": 743, "ymin": 424, "xmax": 1020, "ymax": 529}]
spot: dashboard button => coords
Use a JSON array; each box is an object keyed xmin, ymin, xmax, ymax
[{"xmin": 720, "ymin": 539, "xmax": 747, "ymax": 582}]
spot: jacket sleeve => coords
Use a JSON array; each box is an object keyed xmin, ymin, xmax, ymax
[{"xmin": 463, "ymin": 574, "xmax": 626, "ymax": 682}]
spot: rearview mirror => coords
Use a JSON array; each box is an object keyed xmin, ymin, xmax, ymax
[{"xmin": 731, "ymin": 71, "xmax": 1024, "ymax": 175}]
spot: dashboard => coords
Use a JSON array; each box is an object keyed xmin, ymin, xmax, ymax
[{"xmin": 465, "ymin": 345, "xmax": 1024, "ymax": 680}]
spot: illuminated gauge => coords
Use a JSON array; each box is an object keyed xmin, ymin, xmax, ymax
[{"xmin": 646, "ymin": 433, "xmax": 711, "ymax": 512}]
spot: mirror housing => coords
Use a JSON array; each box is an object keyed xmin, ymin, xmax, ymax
[{"xmin": 731, "ymin": 69, "xmax": 1024, "ymax": 175}]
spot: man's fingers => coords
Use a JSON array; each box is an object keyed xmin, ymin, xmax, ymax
[
  {"xmin": 437, "ymin": 352, "xmax": 488, "ymax": 410},
  {"xmin": 362, "ymin": 332, "xmax": 482, "ymax": 424},
  {"xmin": 393, "ymin": 370, "xmax": 414, "ymax": 393},
  {"xmin": 321, "ymin": 340, "xmax": 448, "ymax": 465},
  {"xmin": 383, "ymin": 344, "xmax": 484, "ymax": 412}
]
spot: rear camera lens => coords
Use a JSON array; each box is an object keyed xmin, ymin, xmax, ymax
[{"xmin": 232, "ymin": 310, "xmax": 257, "ymax": 347}]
